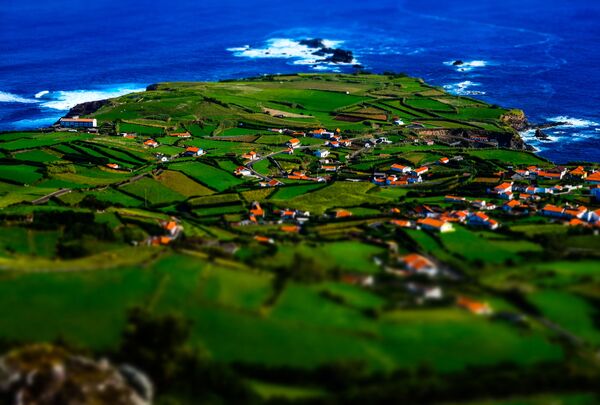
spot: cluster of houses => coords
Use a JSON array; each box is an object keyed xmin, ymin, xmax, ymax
[
  {"xmin": 147, "ymin": 219, "xmax": 183, "ymax": 246},
  {"xmin": 372, "ymin": 164, "xmax": 429, "ymax": 186},
  {"xmin": 540, "ymin": 204, "xmax": 600, "ymax": 227},
  {"xmin": 244, "ymin": 202, "xmax": 310, "ymax": 242},
  {"xmin": 389, "ymin": 200, "xmax": 501, "ymax": 232}
]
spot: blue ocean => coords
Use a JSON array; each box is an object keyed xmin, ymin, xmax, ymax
[{"xmin": 1, "ymin": 0, "xmax": 599, "ymax": 163}]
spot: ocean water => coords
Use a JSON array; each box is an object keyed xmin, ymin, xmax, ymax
[{"xmin": 1, "ymin": 0, "xmax": 599, "ymax": 163}]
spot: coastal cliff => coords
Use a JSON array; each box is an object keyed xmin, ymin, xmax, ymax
[{"xmin": 66, "ymin": 99, "xmax": 110, "ymax": 118}]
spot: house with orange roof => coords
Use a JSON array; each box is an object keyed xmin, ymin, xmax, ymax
[
  {"xmin": 281, "ymin": 225, "xmax": 300, "ymax": 233},
  {"xmin": 184, "ymin": 146, "xmax": 204, "ymax": 157},
  {"xmin": 438, "ymin": 157, "xmax": 450, "ymax": 165},
  {"xmin": 321, "ymin": 165, "xmax": 338, "ymax": 172},
  {"xmin": 286, "ymin": 138, "xmax": 301, "ymax": 148},
  {"xmin": 250, "ymin": 201, "xmax": 264, "ymax": 217},
  {"xmin": 457, "ymin": 296, "xmax": 492, "ymax": 315},
  {"xmin": 502, "ymin": 199, "xmax": 521, "ymax": 212},
  {"xmin": 254, "ymin": 235, "xmax": 274, "ymax": 244},
  {"xmin": 259, "ymin": 179, "xmax": 283, "ymax": 187},
  {"xmin": 60, "ymin": 117, "xmax": 97, "ymax": 128},
  {"xmin": 391, "ymin": 163, "xmax": 411, "ymax": 173},
  {"xmin": 399, "ymin": 253, "xmax": 438, "ymax": 277},
  {"xmin": 284, "ymin": 147, "xmax": 294, "ymax": 155},
  {"xmin": 541, "ymin": 204, "xmax": 565, "ymax": 218},
  {"xmin": 241, "ymin": 151, "xmax": 259, "ymax": 161},
  {"xmin": 569, "ymin": 166, "xmax": 588, "ymax": 178},
  {"xmin": 467, "ymin": 212, "xmax": 499, "ymax": 230},
  {"xmin": 417, "ymin": 218, "xmax": 454, "ymax": 233},
  {"xmin": 390, "ymin": 219, "xmax": 414, "ymax": 228},
  {"xmin": 106, "ymin": 163, "xmax": 120, "ymax": 170},
  {"xmin": 162, "ymin": 221, "xmax": 179, "ymax": 236},
  {"xmin": 334, "ymin": 209, "xmax": 353, "ymax": 219},
  {"xmin": 586, "ymin": 171, "xmax": 600, "ymax": 184},
  {"xmin": 311, "ymin": 128, "xmax": 334, "ymax": 138},
  {"xmin": 143, "ymin": 139, "xmax": 159, "ymax": 148},
  {"xmin": 563, "ymin": 206, "xmax": 588, "ymax": 219},
  {"xmin": 412, "ymin": 167, "xmax": 429, "ymax": 178},
  {"xmin": 280, "ymin": 209, "xmax": 297, "ymax": 220},
  {"xmin": 339, "ymin": 139, "xmax": 352, "ymax": 147},
  {"xmin": 568, "ymin": 218, "xmax": 586, "ymax": 227},
  {"xmin": 494, "ymin": 182, "xmax": 513, "ymax": 194},
  {"xmin": 445, "ymin": 195, "xmax": 467, "ymax": 203},
  {"xmin": 169, "ymin": 132, "xmax": 191, "ymax": 138}
]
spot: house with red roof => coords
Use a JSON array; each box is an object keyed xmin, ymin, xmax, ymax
[
  {"xmin": 234, "ymin": 166, "xmax": 252, "ymax": 177},
  {"xmin": 438, "ymin": 157, "xmax": 450, "ymax": 165}
]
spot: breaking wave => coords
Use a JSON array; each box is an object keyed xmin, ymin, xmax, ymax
[
  {"xmin": 443, "ymin": 81, "xmax": 485, "ymax": 96},
  {"xmin": 39, "ymin": 85, "xmax": 145, "ymax": 110},
  {"xmin": 227, "ymin": 38, "xmax": 359, "ymax": 70},
  {"xmin": 0, "ymin": 91, "xmax": 38, "ymax": 104},
  {"xmin": 34, "ymin": 90, "xmax": 50, "ymax": 99},
  {"xmin": 444, "ymin": 60, "xmax": 488, "ymax": 72}
]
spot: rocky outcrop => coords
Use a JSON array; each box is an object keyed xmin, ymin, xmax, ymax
[
  {"xmin": 500, "ymin": 110, "xmax": 528, "ymax": 131},
  {"xmin": 414, "ymin": 127, "xmax": 525, "ymax": 149},
  {"xmin": 0, "ymin": 344, "xmax": 153, "ymax": 405},
  {"xmin": 65, "ymin": 99, "xmax": 109, "ymax": 118}
]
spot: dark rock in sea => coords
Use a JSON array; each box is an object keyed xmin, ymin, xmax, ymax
[
  {"xmin": 66, "ymin": 99, "xmax": 109, "ymax": 117},
  {"xmin": 322, "ymin": 49, "xmax": 354, "ymax": 64},
  {"xmin": 452, "ymin": 60, "xmax": 464, "ymax": 66},
  {"xmin": 535, "ymin": 128, "xmax": 550, "ymax": 141},
  {"xmin": 536, "ymin": 121, "xmax": 567, "ymax": 130},
  {"xmin": 299, "ymin": 38, "xmax": 325, "ymax": 49}
]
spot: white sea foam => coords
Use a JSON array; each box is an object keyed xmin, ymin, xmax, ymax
[
  {"xmin": 40, "ymin": 86, "xmax": 145, "ymax": 110},
  {"xmin": 0, "ymin": 91, "xmax": 39, "ymax": 104},
  {"xmin": 227, "ymin": 38, "xmax": 358, "ymax": 69},
  {"xmin": 443, "ymin": 81, "xmax": 486, "ymax": 96},
  {"xmin": 444, "ymin": 60, "xmax": 488, "ymax": 72},
  {"xmin": 547, "ymin": 116, "xmax": 600, "ymax": 128},
  {"xmin": 34, "ymin": 90, "xmax": 50, "ymax": 99}
]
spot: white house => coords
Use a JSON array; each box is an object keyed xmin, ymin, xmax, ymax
[{"xmin": 314, "ymin": 149, "xmax": 330, "ymax": 158}]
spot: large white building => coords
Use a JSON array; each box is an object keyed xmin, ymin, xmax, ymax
[{"xmin": 59, "ymin": 117, "xmax": 97, "ymax": 128}]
